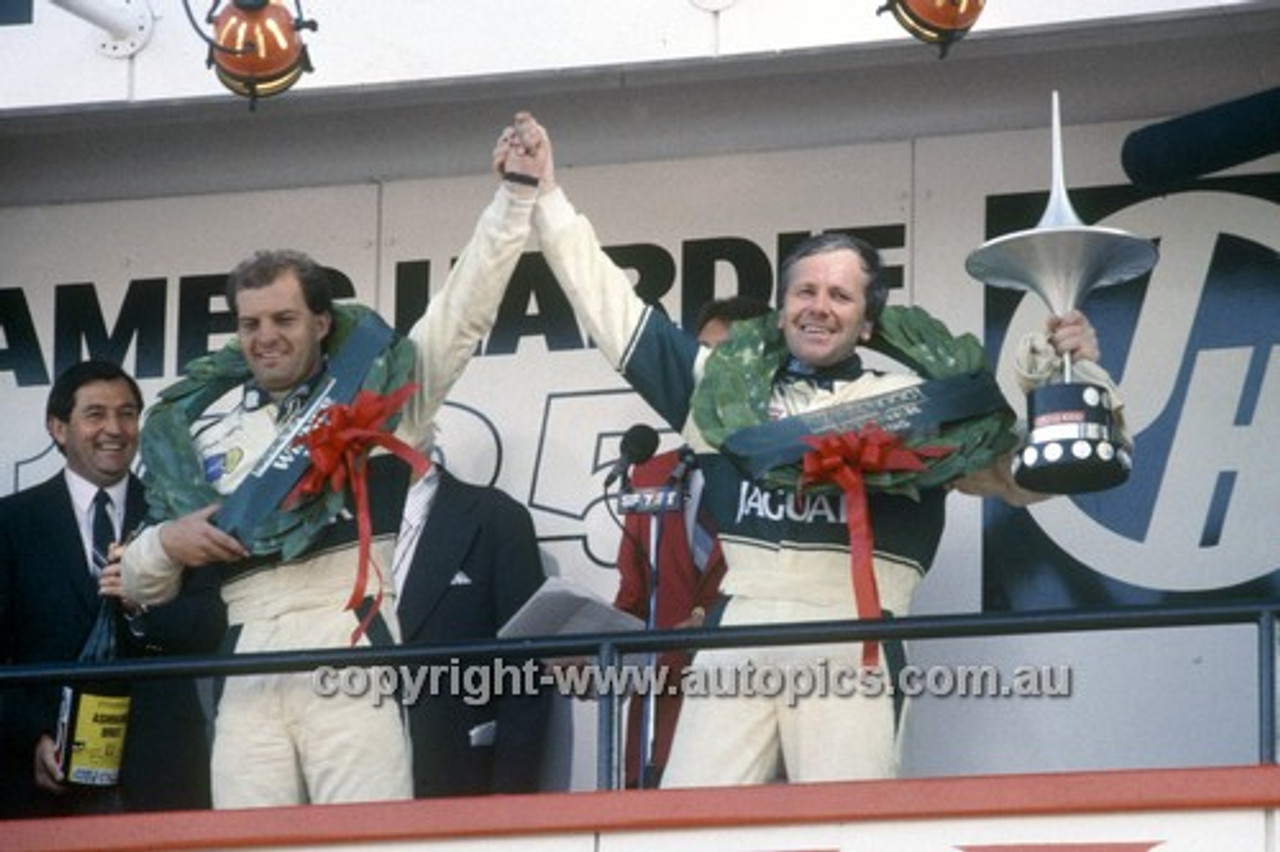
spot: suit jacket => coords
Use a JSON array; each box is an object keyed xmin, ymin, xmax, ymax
[
  {"xmin": 397, "ymin": 468, "xmax": 549, "ymax": 797},
  {"xmin": 0, "ymin": 472, "xmax": 226, "ymax": 817}
]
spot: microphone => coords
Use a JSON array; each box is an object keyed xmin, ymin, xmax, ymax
[
  {"xmin": 603, "ymin": 423, "xmax": 660, "ymax": 490},
  {"xmin": 1121, "ymin": 86, "xmax": 1280, "ymax": 189}
]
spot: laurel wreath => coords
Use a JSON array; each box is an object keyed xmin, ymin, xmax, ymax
[
  {"xmin": 690, "ymin": 305, "xmax": 1017, "ymax": 497},
  {"xmin": 139, "ymin": 303, "xmax": 416, "ymax": 559}
]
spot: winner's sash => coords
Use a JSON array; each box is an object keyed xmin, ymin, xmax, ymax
[
  {"xmin": 721, "ymin": 371, "xmax": 1010, "ymax": 483},
  {"xmin": 720, "ymin": 371, "xmax": 1009, "ymax": 669}
]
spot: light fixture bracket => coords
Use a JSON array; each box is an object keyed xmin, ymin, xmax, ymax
[{"xmin": 50, "ymin": 0, "xmax": 155, "ymax": 59}]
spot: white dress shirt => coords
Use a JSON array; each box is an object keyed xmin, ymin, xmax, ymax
[
  {"xmin": 390, "ymin": 465, "xmax": 441, "ymax": 604},
  {"xmin": 64, "ymin": 468, "xmax": 127, "ymax": 576}
]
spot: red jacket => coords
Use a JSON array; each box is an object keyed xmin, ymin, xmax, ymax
[{"xmin": 613, "ymin": 449, "xmax": 726, "ymax": 786}]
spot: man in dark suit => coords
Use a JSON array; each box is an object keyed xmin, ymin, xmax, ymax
[
  {"xmin": 0, "ymin": 360, "xmax": 226, "ymax": 817},
  {"xmin": 393, "ymin": 465, "xmax": 549, "ymax": 797}
]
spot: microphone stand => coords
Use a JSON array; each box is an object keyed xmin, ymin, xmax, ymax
[
  {"xmin": 635, "ymin": 454, "xmax": 689, "ymax": 789},
  {"xmin": 637, "ymin": 501, "xmax": 662, "ymax": 789}
]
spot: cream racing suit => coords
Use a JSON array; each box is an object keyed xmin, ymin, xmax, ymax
[
  {"xmin": 122, "ymin": 185, "xmax": 535, "ymax": 807},
  {"xmin": 534, "ymin": 186, "xmax": 960, "ymax": 786}
]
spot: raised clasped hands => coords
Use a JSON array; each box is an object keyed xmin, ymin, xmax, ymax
[{"xmin": 492, "ymin": 111, "xmax": 556, "ymax": 194}]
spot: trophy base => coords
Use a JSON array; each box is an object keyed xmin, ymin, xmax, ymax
[{"xmin": 1013, "ymin": 382, "xmax": 1131, "ymax": 495}]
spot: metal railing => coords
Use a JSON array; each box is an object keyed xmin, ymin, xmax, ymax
[{"xmin": 2, "ymin": 599, "xmax": 1276, "ymax": 790}]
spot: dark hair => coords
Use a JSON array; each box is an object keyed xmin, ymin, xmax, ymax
[
  {"xmin": 46, "ymin": 360, "xmax": 143, "ymax": 424},
  {"xmin": 225, "ymin": 249, "xmax": 333, "ymax": 318},
  {"xmin": 776, "ymin": 232, "xmax": 889, "ymax": 325},
  {"xmin": 694, "ymin": 295, "xmax": 772, "ymax": 335}
]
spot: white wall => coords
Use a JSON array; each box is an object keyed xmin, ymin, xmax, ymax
[
  {"xmin": 2, "ymin": 1, "xmax": 1262, "ymax": 112},
  {"xmin": 2, "ymin": 3, "xmax": 1278, "ymax": 208}
]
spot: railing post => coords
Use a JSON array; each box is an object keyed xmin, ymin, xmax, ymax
[
  {"xmin": 596, "ymin": 641, "xmax": 622, "ymax": 790},
  {"xmin": 1259, "ymin": 610, "xmax": 1275, "ymax": 764}
]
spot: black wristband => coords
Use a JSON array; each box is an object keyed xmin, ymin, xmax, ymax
[{"xmin": 501, "ymin": 170, "xmax": 540, "ymax": 188}]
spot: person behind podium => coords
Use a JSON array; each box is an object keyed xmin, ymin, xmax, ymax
[
  {"xmin": 0, "ymin": 361, "xmax": 224, "ymax": 817},
  {"xmin": 119, "ymin": 115, "xmax": 554, "ymax": 808},
  {"xmin": 612, "ymin": 295, "xmax": 769, "ymax": 788},
  {"xmin": 519, "ymin": 113, "xmax": 1120, "ymax": 787},
  {"xmin": 393, "ymin": 464, "xmax": 550, "ymax": 797}
]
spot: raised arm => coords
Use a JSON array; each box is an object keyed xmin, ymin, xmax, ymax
[
  {"xmin": 395, "ymin": 113, "xmax": 551, "ymax": 450},
  {"xmin": 525, "ymin": 115, "xmax": 704, "ymax": 429},
  {"xmin": 525, "ymin": 118, "xmax": 653, "ymax": 372}
]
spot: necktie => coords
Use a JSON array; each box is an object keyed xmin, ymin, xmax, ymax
[{"xmin": 92, "ymin": 489, "xmax": 114, "ymax": 576}]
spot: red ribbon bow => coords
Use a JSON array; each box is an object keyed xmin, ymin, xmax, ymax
[
  {"xmin": 799, "ymin": 424, "xmax": 952, "ymax": 668},
  {"xmin": 287, "ymin": 382, "xmax": 431, "ymax": 644}
]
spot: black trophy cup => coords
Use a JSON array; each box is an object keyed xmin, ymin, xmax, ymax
[{"xmin": 966, "ymin": 91, "xmax": 1158, "ymax": 494}]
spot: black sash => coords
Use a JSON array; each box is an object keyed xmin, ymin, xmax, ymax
[{"xmin": 720, "ymin": 371, "xmax": 1011, "ymax": 480}]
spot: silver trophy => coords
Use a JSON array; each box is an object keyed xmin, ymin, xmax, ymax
[{"xmin": 966, "ymin": 91, "xmax": 1158, "ymax": 494}]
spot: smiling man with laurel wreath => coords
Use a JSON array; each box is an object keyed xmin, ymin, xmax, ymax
[
  {"xmin": 119, "ymin": 115, "xmax": 554, "ymax": 809},
  {"xmin": 522, "ymin": 115, "xmax": 1122, "ymax": 788}
]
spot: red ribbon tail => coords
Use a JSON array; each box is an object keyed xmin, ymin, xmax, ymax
[
  {"xmin": 800, "ymin": 429, "xmax": 896, "ymax": 670},
  {"xmin": 350, "ymin": 587, "xmax": 384, "ymax": 647},
  {"xmin": 345, "ymin": 455, "xmax": 373, "ymax": 614},
  {"xmin": 344, "ymin": 452, "xmax": 379, "ymax": 645},
  {"xmin": 266, "ymin": 381, "xmax": 424, "ymax": 645},
  {"xmin": 842, "ymin": 471, "xmax": 882, "ymax": 669},
  {"xmin": 360, "ymin": 430, "xmax": 432, "ymax": 480}
]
